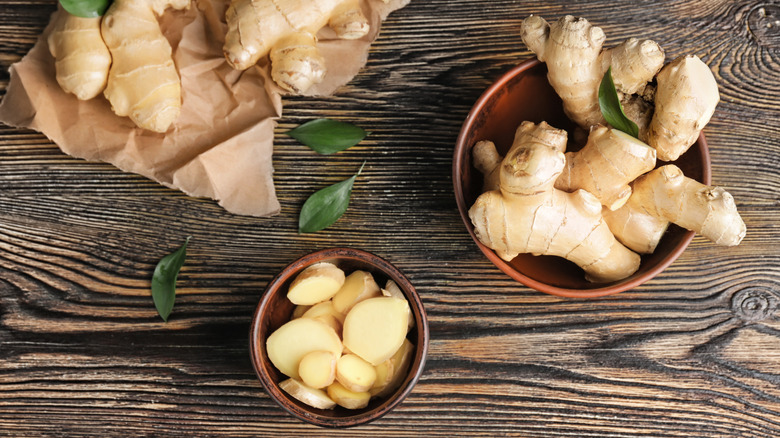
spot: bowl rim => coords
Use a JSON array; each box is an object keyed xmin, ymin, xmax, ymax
[
  {"xmin": 249, "ymin": 247, "xmax": 430, "ymax": 427},
  {"xmin": 452, "ymin": 57, "xmax": 712, "ymax": 298}
]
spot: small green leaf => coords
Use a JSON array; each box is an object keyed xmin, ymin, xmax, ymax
[
  {"xmin": 299, "ymin": 162, "xmax": 365, "ymax": 233},
  {"xmin": 285, "ymin": 118, "xmax": 368, "ymax": 154},
  {"xmin": 151, "ymin": 237, "xmax": 190, "ymax": 322},
  {"xmin": 59, "ymin": 0, "xmax": 112, "ymax": 18},
  {"xmin": 599, "ymin": 67, "xmax": 639, "ymax": 139}
]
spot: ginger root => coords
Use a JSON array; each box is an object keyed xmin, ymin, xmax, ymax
[
  {"xmin": 101, "ymin": 0, "xmax": 190, "ymax": 133},
  {"xmin": 469, "ymin": 121, "xmax": 640, "ymax": 283},
  {"xmin": 223, "ymin": 0, "xmax": 383, "ymax": 94},
  {"xmin": 603, "ymin": 165, "xmax": 746, "ymax": 254},
  {"xmin": 521, "ymin": 15, "xmax": 720, "ymax": 162},
  {"xmin": 48, "ymin": 9, "xmax": 112, "ymax": 101}
]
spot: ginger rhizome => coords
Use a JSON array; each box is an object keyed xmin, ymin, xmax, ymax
[
  {"xmin": 468, "ymin": 121, "xmax": 640, "ymax": 283},
  {"xmin": 521, "ymin": 15, "xmax": 720, "ymax": 162},
  {"xmin": 603, "ymin": 165, "xmax": 746, "ymax": 254},
  {"xmin": 223, "ymin": 0, "xmax": 386, "ymax": 94},
  {"xmin": 101, "ymin": 0, "xmax": 190, "ymax": 133},
  {"xmin": 48, "ymin": 9, "xmax": 112, "ymax": 101}
]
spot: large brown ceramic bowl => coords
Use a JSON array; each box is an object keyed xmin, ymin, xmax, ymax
[
  {"xmin": 453, "ymin": 58, "xmax": 711, "ymax": 298},
  {"xmin": 249, "ymin": 248, "xmax": 429, "ymax": 427}
]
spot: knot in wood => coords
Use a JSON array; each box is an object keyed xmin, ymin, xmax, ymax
[
  {"xmin": 731, "ymin": 287, "xmax": 779, "ymax": 322},
  {"xmin": 748, "ymin": 5, "xmax": 780, "ymax": 47}
]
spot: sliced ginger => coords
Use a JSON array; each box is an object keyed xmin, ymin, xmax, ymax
[
  {"xmin": 343, "ymin": 297, "xmax": 411, "ymax": 366},
  {"xmin": 279, "ymin": 378, "xmax": 336, "ymax": 410},
  {"xmin": 336, "ymin": 354, "xmax": 377, "ymax": 393},
  {"xmin": 268, "ymin": 267, "xmax": 416, "ymax": 410},
  {"xmin": 298, "ymin": 350, "xmax": 338, "ymax": 389},
  {"xmin": 327, "ymin": 381, "xmax": 371, "ymax": 410},
  {"xmin": 266, "ymin": 317, "xmax": 342, "ymax": 380},
  {"xmin": 332, "ymin": 270, "xmax": 381, "ymax": 315},
  {"xmin": 371, "ymin": 339, "xmax": 413, "ymax": 398},
  {"xmin": 287, "ymin": 262, "xmax": 345, "ymax": 305}
]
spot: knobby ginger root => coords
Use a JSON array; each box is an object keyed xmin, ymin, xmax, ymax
[
  {"xmin": 521, "ymin": 15, "xmax": 664, "ymax": 129},
  {"xmin": 555, "ymin": 125, "xmax": 657, "ymax": 211},
  {"xmin": 48, "ymin": 10, "xmax": 112, "ymax": 101},
  {"xmin": 468, "ymin": 121, "xmax": 640, "ymax": 283},
  {"xmin": 648, "ymin": 55, "xmax": 720, "ymax": 161},
  {"xmin": 101, "ymin": 0, "xmax": 190, "ymax": 133},
  {"xmin": 603, "ymin": 165, "xmax": 746, "ymax": 254},
  {"xmin": 224, "ymin": 0, "xmax": 385, "ymax": 94}
]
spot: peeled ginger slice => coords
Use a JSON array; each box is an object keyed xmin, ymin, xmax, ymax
[
  {"xmin": 332, "ymin": 270, "xmax": 381, "ymax": 314},
  {"xmin": 327, "ymin": 381, "xmax": 371, "ymax": 410},
  {"xmin": 343, "ymin": 297, "xmax": 410, "ymax": 365},
  {"xmin": 336, "ymin": 354, "xmax": 377, "ymax": 392},
  {"xmin": 266, "ymin": 318, "xmax": 342, "ymax": 380},
  {"xmin": 370, "ymin": 339, "xmax": 414, "ymax": 398},
  {"xmin": 299, "ymin": 350, "xmax": 337, "ymax": 389},
  {"xmin": 279, "ymin": 378, "xmax": 336, "ymax": 410},
  {"xmin": 287, "ymin": 262, "xmax": 346, "ymax": 305}
]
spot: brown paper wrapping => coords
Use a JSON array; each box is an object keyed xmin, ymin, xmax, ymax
[{"xmin": 0, "ymin": 0, "xmax": 409, "ymax": 216}]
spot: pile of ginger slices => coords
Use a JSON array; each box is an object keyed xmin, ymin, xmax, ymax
[{"xmin": 468, "ymin": 15, "xmax": 746, "ymax": 283}]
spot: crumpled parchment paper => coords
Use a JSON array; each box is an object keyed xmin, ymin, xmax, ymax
[{"xmin": 0, "ymin": 0, "xmax": 409, "ymax": 216}]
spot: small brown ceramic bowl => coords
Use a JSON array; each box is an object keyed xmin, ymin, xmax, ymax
[
  {"xmin": 453, "ymin": 58, "xmax": 711, "ymax": 298},
  {"xmin": 249, "ymin": 248, "xmax": 429, "ymax": 427}
]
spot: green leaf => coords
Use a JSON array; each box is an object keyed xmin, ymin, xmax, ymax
[
  {"xmin": 285, "ymin": 119, "xmax": 368, "ymax": 154},
  {"xmin": 299, "ymin": 162, "xmax": 365, "ymax": 233},
  {"xmin": 59, "ymin": 0, "xmax": 112, "ymax": 18},
  {"xmin": 598, "ymin": 67, "xmax": 639, "ymax": 139},
  {"xmin": 151, "ymin": 237, "xmax": 190, "ymax": 322}
]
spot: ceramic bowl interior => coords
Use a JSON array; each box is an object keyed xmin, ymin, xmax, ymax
[
  {"xmin": 453, "ymin": 58, "xmax": 711, "ymax": 298},
  {"xmin": 249, "ymin": 248, "xmax": 429, "ymax": 427}
]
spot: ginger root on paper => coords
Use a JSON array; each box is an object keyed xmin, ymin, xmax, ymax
[
  {"xmin": 48, "ymin": 9, "xmax": 112, "ymax": 101},
  {"xmin": 468, "ymin": 121, "xmax": 640, "ymax": 283},
  {"xmin": 521, "ymin": 15, "xmax": 720, "ymax": 162},
  {"xmin": 223, "ymin": 0, "xmax": 387, "ymax": 94}
]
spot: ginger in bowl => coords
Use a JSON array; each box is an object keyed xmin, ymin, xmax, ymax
[
  {"xmin": 249, "ymin": 248, "xmax": 429, "ymax": 427},
  {"xmin": 453, "ymin": 15, "xmax": 746, "ymax": 298}
]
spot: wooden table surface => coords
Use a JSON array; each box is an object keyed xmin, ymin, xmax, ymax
[{"xmin": 2, "ymin": 0, "xmax": 779, "ymax": 436}]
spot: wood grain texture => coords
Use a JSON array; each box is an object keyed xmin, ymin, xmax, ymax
[{"xmin": 1, "ymin": 0, "xmax": 780, "ymax": 436}]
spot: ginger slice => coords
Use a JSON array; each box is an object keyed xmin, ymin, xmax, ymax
[
  {"xmin": 331, "ymin": 270, "xmax": 381, "ymax": 315},
  {"xmin": 342, "ymin": 297, "xmax": 410, "ymax": 366},
  {"xmin": 326, "ymin": 381, "xmax": 371, "ymax": 410},
  {"xmin": 266, "ymin": 318, "xmax": 342, "ymax": 380},
  {"xmin": 336, "ymin": 354, "xmax": 377, "ymax": 393},
  {"xmin": 299, "ymin": 350, "xmax": 338, "ymax": 389},
  {"xmin": 280, "ymin": 378, "xmax": 336, "ymax": 410},
  {"xmin": 287, "ymin": 262, "xmax": 345, "ymax": 306},
  {"xmin": 370, "ymin": 339, "xmax": 414, "ymax": 398}
]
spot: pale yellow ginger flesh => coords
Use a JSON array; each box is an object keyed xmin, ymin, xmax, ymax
[
  {"xmin": 648, "ymin": 55, "xmax": 720, "ymax": 161},
  {"xmin": 521, "ymin": 15, "xmax": 664, "ymax": 129},
  {"xmin": 332, "ymin": 270, "xmax": 381, "ymax": 315},
  {"xmin": 336, "ymin": 354, "xmax": 377, "ymax": 392},
  {"xmin": 268, "ymin": 268, "xmax": 415, "ymax": 410},
  {"xmin": 279, "ymin": 378, "xmax": 336, "ymax": 410},
  {"xmin": 327, "ymin": 381, "xmax": 371, "ymax": 410},
  {"xmin": 48, "ymin": 10, "xmax": 111, "ymax": 100},
  {"xmin": 101, "ymin": 0, "xmax": 190, "ymax": 132},
  {"xmin": 468, "ymin": 121, "xmax": 640, "ymax": 283},
  {"xmin": 555, "ymin": 125, "xmax": 657, "ymax": 211},
  {"xmin": 223, "ymin": 0, "xmax": 371, "ymax": 93},
  {"xmin": 298, "ymin": 350, "xmax": 337, "ymax": 389},
  {"xmin": 603, "ymin": 165, "xmax": 746, "ymax": 253},
  {"xmin": 370, "ymin": 338, "xmax": 413, "ymax": 398},
  {"xmin": 342, "ymin": 296, "xmax": 411, "ymax": 365},
  {"xmin": 287, "ymin": 262, "xmax": 346, "ymax": 305},
  {"xmin": 266, "ymin": 317, "xmax": 342, "ymax": 380}
]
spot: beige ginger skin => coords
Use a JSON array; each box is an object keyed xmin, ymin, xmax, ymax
[
  {"xmin": 101, "ymin": 0, "xmax": 190, "ymax": 133},
  {"xmin": 603, "ymin": 165, "xmax": 746, "ymax": 254},
  {"xmin": 48, "ymin": 10, "xmax": 112, "ymax": 101},
  {"xmin": 469, "ymin": 121, "xmax": 640, "ymax": 283},
  {"xmin": 224, "ymin": 0, "xmax": 382, "ymax": 94},
  {"xmin": 521, "ymin": 15, "xmax": 665, "ymax": 129}
]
